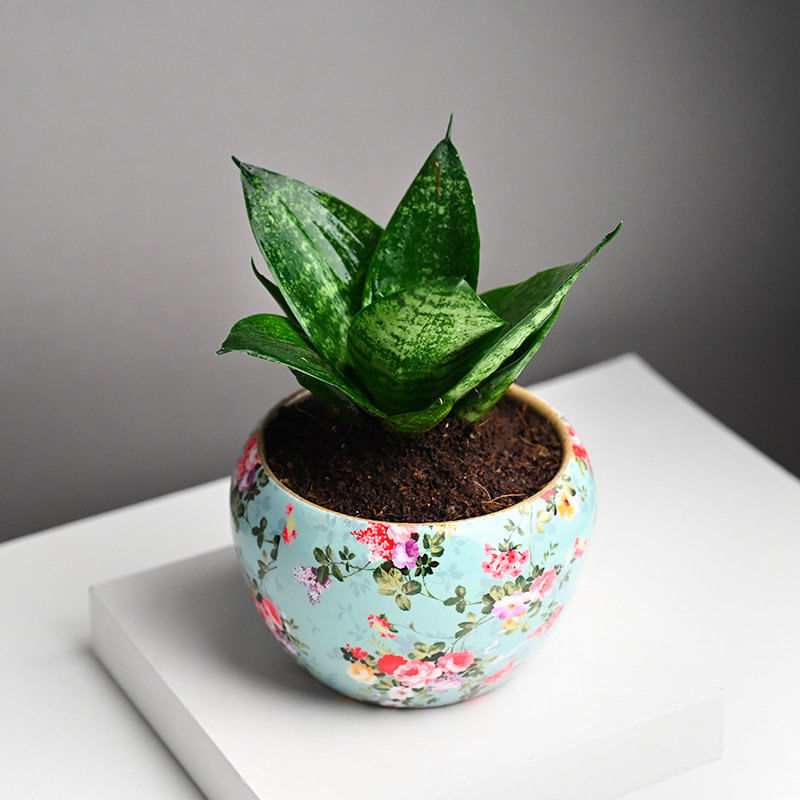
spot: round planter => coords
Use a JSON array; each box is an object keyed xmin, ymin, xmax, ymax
[{"xmin": 229, "ymin": 384, "xmax": 595, "ymax": 708}]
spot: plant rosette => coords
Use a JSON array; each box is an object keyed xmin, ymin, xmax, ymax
[{"xmin": 229, "ymin": 384, "xmax": 595, "ymax": 708}]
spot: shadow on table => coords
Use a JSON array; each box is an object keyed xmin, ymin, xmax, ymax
[{"xmin": 145, "ymin": 548, "xmax": 353, "ymax": 707}]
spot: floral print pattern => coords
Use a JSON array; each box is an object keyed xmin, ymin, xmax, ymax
[
  {"xmin": 340, "ymin": 642, "xmax": 502, "ymax": 706},
  {"xmin": 230, "ymin": 401, "xmax": 595, "ymax": 708},
  {"xmin": 235, "ymin": 433, "xmax": 261, "ymax": 494}
]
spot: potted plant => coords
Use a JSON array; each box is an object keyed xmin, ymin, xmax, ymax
[{"xmin": 219, "ymin": 120, "xmax": 620, "ymax": 708}]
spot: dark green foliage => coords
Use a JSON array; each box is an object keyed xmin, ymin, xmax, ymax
[{"xmin": 219, "ymin": 123, "xmax": 620, "ymax": 433}]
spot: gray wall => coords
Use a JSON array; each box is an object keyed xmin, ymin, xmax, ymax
[{"xmin": 2, "ymin": 1, "xmax": 798, "ymax": 542}]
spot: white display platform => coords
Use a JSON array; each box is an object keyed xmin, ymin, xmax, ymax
[{"xmin": 91, "ymin": 544, "xmax": 723, "ymax": 800}]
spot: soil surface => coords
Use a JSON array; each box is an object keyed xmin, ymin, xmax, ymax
[{"xmin": 262, "ymin": 393, "xmax": 562, "ymax": 522}]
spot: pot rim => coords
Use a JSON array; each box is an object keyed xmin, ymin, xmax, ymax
[{"xmin": 255, "ymin": 383, "xmax": 574, "ymax": 525}]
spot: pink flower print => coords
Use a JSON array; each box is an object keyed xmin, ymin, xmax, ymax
[
  {"xmin": 540, "ymin": 486, "xmax": 557, "ymax": 503},
  {"xmin": 491, "ymin": 592, "xmax": 530, "ymax": 620},
  {"xmin": 367, "ymin": 613, "xmax": 396, "ymax": 639},
  {"xmin": 436, "ymin": 650, "xmax": 475, "ymax": 673},
  {"xmin": 393, "ymin": 659, "xmax": 442, "ymax": 688},
  {"xmin": 481, "ymin": 543, "xmax": 530, "ymax": 579},
  {"xmin": 391, "ymin": 539, "xmax": 419, "ymax": 569},
  {"xmin": 386, "ymin": 524, "xmax": 413, "ymax": 544},
  {"xmin": 573, "ymin": 537, "xmax": 587, "ymax": 558},
  {"xmin": 234, "ymin": 433, "xmax": 260, "ymax": 493},
  {"xmin": 527, "ymin": 569, "xmax": 558, "ymax": 602},
  {"xmin": 484, "ymin": 660, "xmax": 518, "ymax": 686},
  {"xmin": 252, "ymin": 593, "xmax": 282, "ymax": 634},
  {"xmin": 530, "ymin": 604, "xmax": 565, "ymax": 638}
]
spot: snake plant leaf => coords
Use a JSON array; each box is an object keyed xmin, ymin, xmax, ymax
[
  {"xmin": 250, "ymin": 258, "xmax": 296, "ymax": 321},
  {"xmin": 348, "ymin": 278, "xmax": 506, "ymax": 414},
  {"xmin": 452, "ymin": 298, "xmax": 564, "ymax": 422},
  {"xmin": 234, "ymin": 158, "xmax": 383, "ymax": 371},
  {"xmin": 249, "ymin": 260, "xmax": 361, "ymax": 414},
  {"xmin": 291, "ymin": 370, "xmax": 360, "ymax": 417},
  {"xmin": 383, "ymin": 398, "xmax": 456, "ymax": 434},
  {"xmin": 363, "ymin": 120, "xmax": 479, "ymax": 305},
  {"xmin": 218, "ymin": 313, "xmax": 386, "ymax": 418},
  {"xmin": 380, "ymin": 224, "xmax": 620, "ymax": 433},
  {"xmin": 455, "ymin": 223, "xmax": 621, "ymax": 391},
  {"xmin": 481, "ymin": 223, "xmax": 621, "ymax": 324}
]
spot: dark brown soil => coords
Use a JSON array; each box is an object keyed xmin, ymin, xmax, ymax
[{"xmin": 262, "ymin": 393, "xmax": 562, "ymax": 522}]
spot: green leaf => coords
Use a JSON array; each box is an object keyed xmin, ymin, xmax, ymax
[
  {"xmin": 250, "ymin": 258, "xmax": 296, "ymax": 321},
  {"xmin": 453, "ymin": 296, "xmax": 564, "ymax": 421},
  {"xmin": 402, "ymin": 580, "xmax": 422, "ymax": 595},
  {"xmin": 481, "ymin": 224, "xmax": 621, "ymax": 326},
  {"xmin": 291, "ymin": 370, "xmax": 360, "ymax": 416},
  {"xmin": 373, "ymin": 566, "xmax": 404, "ymax": 595},
  {"xmin": 455, "ymin": 585, "xmax": 467, "ymax": 598},
  {"xmin": 217, "ymin": 313, "xmax": 386, "ymax": 418},
  {"xmin": 348, "ymin": 278, "xmax": 505, "ymax": 414},
  {"xmin": 234, "ymin": 158, "xmax": 383, "ymax": 371},
  {"xmin": 380, "ymin": 224, "xmax": 621, "ymax": 432},
  {"xmin": 331, "ymin": 564, "xmax": 344, "ymax": 581},
  {"xmin": 364, "ymin": 120, "xmax": 479, "ymax": 304},
  {"xmin": 313, "ymin": 547, "xmax": 327, "ymax": 564},
  {"xmin": 395, "ymin": 594, "xmax": 412, "ymax": 611},
  {"xmin": 250, "ymin": 272, "xmax": 353, "ymax": 414},
  {"xmin": 316, "ymin": 565, "xmax": 330, "ymax": 585},
  {"xmin": 384, "ymin": 401, "xmax": 454, "ymax": 435}
]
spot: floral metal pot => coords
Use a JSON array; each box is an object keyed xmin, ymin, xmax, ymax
[{"xmin": 229, "ymin": 384, "xmax": 595, "ymax": 708}]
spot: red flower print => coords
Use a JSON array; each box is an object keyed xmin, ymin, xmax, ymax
[
  {"xmin": 564, "ymin": 420, "xmax": 592, "ymax": 470},
  {"xmin": 282, "ymin": 525, "xmax": 296, "ymax": 544},
  {"xmin": 282, "ymin": 506, "xmax": 297, "ymax": 544},
  {"xmin": 481, "ymin": 543, "xmax": 530, "ymax": 579},
  {"xmin": 393, "ymin": 659, "xmax": 442, "ymax": 688},
  {"xmin": 345, "ymin": 645, "xmax": 369, "ymax": 660},
  {"xmin": 573, "ymin": 537, "xmax": 587, "ymax": 558},
  {"xmin": 377, "ymin": 653, "xmax": 408, "ymax": 675},
  {"xmin": 367, "ymin": 613, "xmax": 396, "ymax": 638},
  {"xmin": 352, "ymin": 523, "xmax": 395, "ymax": 563}
]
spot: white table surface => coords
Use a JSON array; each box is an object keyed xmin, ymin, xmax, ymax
[{"xmin": 2, "ymin": 354, "xmax": 799, "ymax": 798}]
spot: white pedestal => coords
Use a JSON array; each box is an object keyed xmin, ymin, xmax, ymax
[{"xmin": 91, "ymin": 544, "xmax": 723, "ymax": 800}]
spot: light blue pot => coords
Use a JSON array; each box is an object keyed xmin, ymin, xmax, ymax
[{"xmin": 230, "ymin": 384, "xmax": 595, "ymax": 708}]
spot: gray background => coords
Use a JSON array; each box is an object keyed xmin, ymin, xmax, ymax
[{"xmin": 1, "ymin": 1, "xmax": 798, "ymax": 543}]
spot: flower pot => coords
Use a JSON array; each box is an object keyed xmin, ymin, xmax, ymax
[{"xmin": 229, "ymin": 384, "xmax": 595, "ymax": 708}]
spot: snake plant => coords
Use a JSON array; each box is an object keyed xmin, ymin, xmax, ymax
[{"xmin": 219, "ymin": 120, "xmax": 620, "ymax": 434}]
